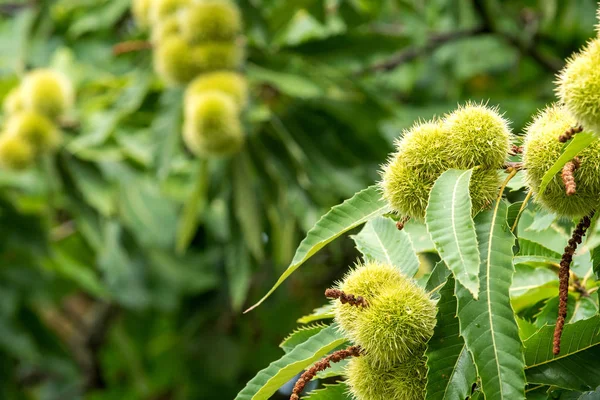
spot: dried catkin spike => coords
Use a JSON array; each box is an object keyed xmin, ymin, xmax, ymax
[
  {"xmin": 558, "ymin": 125, "xmax": 583, "ymax": 143},
  {"xmin": 289, "ymin": 346, "xmax": 362, "ymax": 400},
  {"xmin": 561, "ymin": 157, "xmax": 580, "ymax": 196},
  {"xmin": 553, "ymin": 212, "xmax": 594, "ymax": 355},
  {"xmin": 324, "ymin": 289, "xmax": 368, "ymax": 308}
]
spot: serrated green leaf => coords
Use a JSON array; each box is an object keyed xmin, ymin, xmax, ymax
[
  {"xmin": 246, "ymin": 186, "xmax": 390, "ymax": 312},
  {"xmin": 455, "ymin": 202, "xmax": 526, "ymax": 399},
  {"xmin": 515, "ymin": 239, "xmax": 562, "ymax": 266},
  {"xmin": 507, "ymin": 201, "xmax": 524, "ymax": 230},
  {"xmin": 297, "ymin": 304, "xmax": 335, "ymax": 324},
  {"xmin": 305, "ymin": 382, "xmax": 351, "ymax": 400},
  {"xmin": 426, "ymin": 169, "xmax": 481, "ymax": 298},
  {"xmin": 280, "ymin": 324, "xmax": 328, "ymax": 353},
  {"xmin": 511, "ymin": 265, "xmax": 558, "ymax": 312},
  {"xmin": 426, "ymin": 275, "xmax": 476, "ymax": 400},
  {"xmin": 571, "ymin": 297, "xmax": 598, "ymax": 323},
  {"xmin": 533, "ymin": 295, "xmax": 576, "ymax": 328},
  {"xmin": 538, "ymin": 132, "xmax": 595, "ymax": 196},
  {"xmin": 524, "ymin": 316, "xmax": 600, "ymax": 391},
  {"xmin": 234, "ymin": 325, "xmax": 347, "ymax": 400},
  {"xmin": 512, "ymin": 282, "xmax": 559, "ymax": 314},
  {"xmin": 425, "ymin": 261, "xmax": 451, "ymax": 298},
  {"xmin": 351, "ymin": 216, "xmax": 419, "ymax": 277}
]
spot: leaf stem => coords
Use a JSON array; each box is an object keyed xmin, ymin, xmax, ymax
[
  {"xmin": 511, "ymin": 191, "xmax": 533, "ymax": 232},
  {"xmin": 495, "ymin": 168, "xmax": 518, "ymax": 209}
]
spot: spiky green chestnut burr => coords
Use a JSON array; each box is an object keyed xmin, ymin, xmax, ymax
[
  {"xmin": 0, "ymin": 134, "xmax": 34, "ymax": 171},
  {"xmin": 5, "ymin": 112, "xmax": 61, "ymax": 153},
  {"xmin": 21, "ymin": 69, "xmax": 74, "ymax": 119},
  {"xmin": 353, "ymin": 276, "xmax": 436, "ymax": 367},
  {"xmin": 150, "ymin": 0, "xmax": 190, "ymax": 23},
  {"xmin": 154, "ymin": 37, "xmax": 200, "ymax": 85},
  {"xmin": 557, "ymin": 38, "xmax": 600, "ymax": 135},
  {"xmin": 346, "ymin": 353, "xmax": 427, "ymax": 400},
  {"xmin": 523, "ymin": 104, "xmax": 600, "ymax": 217},
  {"xmin": 442, "ymin": 102, "xmax": 511, "ymax": 169},
  {"xmin": 183, "ymin": 91, "xmax": 243, "ymax": 157},
  {"xmin": 180, "ymin": 0, "xmax": 242, "ymax": 43},
  {"xmin": 151, "ymin": 16, "xmax": 180, "ymax": 44},
  {"xmin": 333, "ymin": 262, "xmax": 407, "ymax": 337},
  {"xmin": 193, "ymin": 42, "xmax": 244, "ymax": 72},
  {"xmin": 132, "ymin": 0, "xmax": 151, "ymax": 28},
  {"xmin": 3, "ymin": 87, "xmax": 23, "ymax": 115},
  {"xmin": 380, "ymin": 120, "xmax": 501, "ymax": 220},
  {"xmin": 185, "ymin": 72, "xmax": 248, "ymax": 108}
]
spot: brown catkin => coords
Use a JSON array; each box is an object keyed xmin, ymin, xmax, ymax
[
  {"xmin": 325, "ymin": 289, "xmax": 369, "ymax": 308},
  {"xmin": 553, "ymin": 211, "xmax": 594, "ymax": 355},
  {"xmin": 558, "ymin": 125, "xmax": 583, "ymax": 143},
  {"xmin": 561, "ymin": 157, "xmax": 581, "ymax": 196},
  {"xmin": 290, "ymin": 346, "xmax": 362, "ymax": 400}
]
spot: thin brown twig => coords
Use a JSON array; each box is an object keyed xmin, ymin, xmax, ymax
[
  {"xmin": 356, "ymin": 26, "xmax": 487, "ymax": 75},
  {"xmin": 553, "ymin": 212, "xmax": 594, "ymax": 355},
  {"xmin": 113, "ymin": 40, "xmax": 152, "ymax": 56},
  {"xmin": 290, "ymin": 346, "xmax": 362, "ymax": 400},
  {"xmin": 325, "ymin": 289, "xmax": 369, "ymax": 308},
  {"xmin": 558, "ymin": 125, "xmax": 583, "ymax": 143},
  {"xmin": 472, "ymin": 0, "xmax": 561, "ymax": 72},
  {"xmin": 561, "ymin": 157, "xmax": 581, "ymax": 196}
]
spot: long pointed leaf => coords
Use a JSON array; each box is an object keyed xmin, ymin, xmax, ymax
[
  {"xmin": 524, "ymin": 316, "xmax": 600, "ymax": 391},
  {"xmin": 426, "ymin": 169, "xmax": 481, "ymax": 298},
  {"xmin": 352, "ymin": 216, "xmax": 419, "ymax": 277},
  {"xmin": 426, "ymin": 275, "xmax": 476, "ymax": 400},
  {"xmin": 455, "ymin": 202, "xmax": 526, "ymax": 399},
  {"xmin": 234, "ymin": 325, "xmax": 347, "ymax": 400},
  {"xmin": 246, "ymin": 186, "xmax": 390, "ymax": 312}
]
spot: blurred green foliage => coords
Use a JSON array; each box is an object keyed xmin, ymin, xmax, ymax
[{"xmin": 0, "ymin": 0, "xmax": 597, "ymax": 399}]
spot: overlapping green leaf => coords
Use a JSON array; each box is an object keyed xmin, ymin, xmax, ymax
[
  {"xmin": 524, "ymin": 316, "xmax": 600, "ymax": 391},
  {"xmin": 235, "ymin": 325, "xmax": 347, "ymax": 400},
  {"xmin": 305, "ymin": 382, "xmax": 351, "ymax": 400},
  {"xmin": 455, "ymin": 202, "xmax": 526, "ymax": 399},
  {"xmin": 352, "ymin": 215, "xmax": 419, "ymax": 277},
  {"xmin": 280, "ymin": 324, "xmax": 328, "ymax": 353},
  {"xmin": 426, "ymin": 275, "xmax": 476, "ymax": 400},
  {"xmin": 426, "ymin": 169, "xmax": 481, "ymax": 298},
  {"xmin": 246, "ymin": 185, "xmax": 390, "ymax": 312},
  {"xmin": 515, "ymin": 238, "xmax": 562, "ymax": 266}
]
